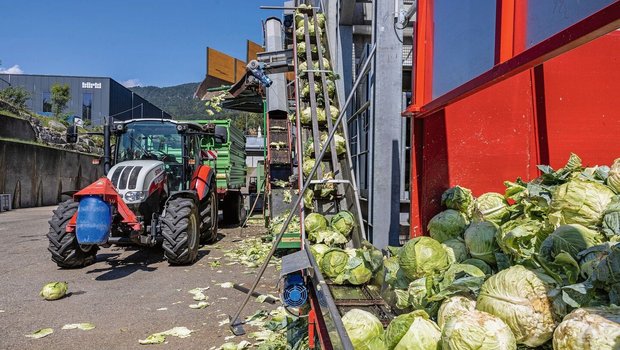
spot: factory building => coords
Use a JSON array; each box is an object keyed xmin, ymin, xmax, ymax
[{"xmin": 0, "ymin": 74, "xmax": 171, "ymax": 125}]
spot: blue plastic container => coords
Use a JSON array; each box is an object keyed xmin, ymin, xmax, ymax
[{"xmin": 76, "ymin": 196, "xmax": 112, "ymax": 245}]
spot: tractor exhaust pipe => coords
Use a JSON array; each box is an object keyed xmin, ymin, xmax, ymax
[{"xmin": 103, "ymin": 116, "xmax": 112, "ymax": 175}]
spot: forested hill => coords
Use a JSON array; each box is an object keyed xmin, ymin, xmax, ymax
[
  {"xmin": 130, "ymin": 83, "xmax": 262, "ymax": 134},
  {"xmin": 129, "ymin": 83, "xmax": 208, "ymax": 119}
]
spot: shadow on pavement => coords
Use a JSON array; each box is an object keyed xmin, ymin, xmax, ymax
[{"xmin": 87, "ymin": 247, "xmax": 163, "ymax": 281}]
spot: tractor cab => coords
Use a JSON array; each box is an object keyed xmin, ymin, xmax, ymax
[{"xmin": 113, "ymin": 119, "xmax": 198, "ymax": 193}]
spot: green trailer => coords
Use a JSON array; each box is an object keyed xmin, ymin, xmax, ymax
[{"xmin": 193, "ymin": 119, "xmax": 247, "ymax": 224}]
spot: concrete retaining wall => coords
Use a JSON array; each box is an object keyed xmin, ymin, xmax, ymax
[
  {"xmin": 0, "ymin": 140, "xmax": 102, "ymax": 208},
  {"xmin": 0, "ymin": 114, "xmax": 36, "ymax": 141}
]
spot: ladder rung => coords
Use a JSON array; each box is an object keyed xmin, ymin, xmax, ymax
[{"xmin": 309, "ymin": 179, "xmax": 351, "ymax": 185}]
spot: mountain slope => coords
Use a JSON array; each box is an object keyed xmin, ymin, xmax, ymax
[
  {"xmin": 130, "ymin": 83, "xmax": 207, "ymax": 119},
  {"xmin": 130, "ymin": 83, "xmax": 263, "ymax": 134}
]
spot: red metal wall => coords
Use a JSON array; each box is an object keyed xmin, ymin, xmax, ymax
[
  {"xmin": 539, "ymin": 31, "xmax": 620, "ymax": 169},
  {"xmin": 411, "ymin": 32, "xmax": 620, "ymax": 236}
]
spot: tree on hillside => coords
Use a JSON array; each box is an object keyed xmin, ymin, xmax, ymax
[
  {"xmin": 51, "ymin": 83, "xmax": 70, "ymax": 118},
  {"xmin": 0, "ymin": 86, "xmax": 30, "ymax": 113}
]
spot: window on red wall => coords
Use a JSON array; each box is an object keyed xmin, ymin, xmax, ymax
[
  {"xmin": 526, "ymin": 0, "xmax": 616, "ymax": 49},
  {"xmin": 432, "ymin": 0, "xmax": 497, "ymax": 98}
]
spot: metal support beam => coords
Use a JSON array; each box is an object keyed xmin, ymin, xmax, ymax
[
  {"xmin": 369, "ymin": 0, "xmax": 404, "ymax": 248},
  {"xmin": 264, "ymin": 17, "xmax": 288, "ymax": 113}
]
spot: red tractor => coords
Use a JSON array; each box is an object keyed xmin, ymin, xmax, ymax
[{"xmin": 48, "ymin": 118, "xmax": 219, "ymax": 267}]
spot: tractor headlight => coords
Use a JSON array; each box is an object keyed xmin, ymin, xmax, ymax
[{"xmin": 124, "ymin": 191, "xmax": 147, "ymax": 202}]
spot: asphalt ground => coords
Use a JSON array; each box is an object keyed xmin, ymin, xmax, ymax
[{"xmin": 0, "ymin": 206, "xmax": 280, "ymax": 349}]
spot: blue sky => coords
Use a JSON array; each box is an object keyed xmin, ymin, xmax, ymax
[{"xmin": 0, "ymin": 0, "xmax": 285, "ymax": 87}]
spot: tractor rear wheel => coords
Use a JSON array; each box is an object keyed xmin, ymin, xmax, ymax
[
  {"xmin": 161, "ymin": 198, "xmax": 200, "ymax": 265},
  {"xmin": 47, "ymin": 199, "xmax": 98, "ymax": 268},
  {"xmin": 223, "ymin": 192, "xmax": 243, "ymax": 225},
  {"xmin": 199, "ymin": 183, "xmax": 218, "ymax": 244}
]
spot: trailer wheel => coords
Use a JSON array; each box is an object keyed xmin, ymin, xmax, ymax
[
  {"xmin": 199, "ymin": 183, "xmax": 218, "ymax": 244},
  {"xmin": 161, "ymin": 198, "xmax": 200, "ymax": 265},
  {"xmin": 223, "ymin": 192, "xmax": 243, "ymax": 225},
  {"xmin": 47, "ymin": 199, "xmax": 98, "ymax": 268}
]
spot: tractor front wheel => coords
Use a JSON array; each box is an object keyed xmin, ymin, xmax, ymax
[
  {"xmin": 199, "ymin": 182, "xmax": 218, "ymax": 244},
  {"xmin": 161, "ymin": 198, "xmax": 200, "ymax": 265},
  {"xmin": 47, "ymin": 199, "xmax": 98, "ymax": 268}
]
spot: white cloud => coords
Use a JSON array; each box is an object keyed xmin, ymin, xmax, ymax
[
  {"xmin": 0, "ymin": 64, "xmax": 24, "ymax": 74},
  {"xmin": 121, "ymin": 79, "xmax": 142, "ymax": 88}
]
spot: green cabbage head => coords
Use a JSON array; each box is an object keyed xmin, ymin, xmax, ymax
[
  {"xmin": 384, "ymin": 256, "xmax": 410, "ymax": 290},
  {"xmin": 296, "ymin": 42, "xmax": 317, "ymax": 56},
  {"xmin": 398, "ymin": 236, "xmax": 449, "ymax": 280},
  {"xmin": 347, "ymin": 261, "xmax": 373, "ymax": 286},
  {"xmin": 474, "ymin": 192, "xmax": 510, "ymax": 225},
  {"xmin": 590, "ymin": 244, "xmax": 620, "ymax": 304},
  {"xmin": 552, "ymin": 306, "xmax": 620, "ymax": 350},
  {"xmin": 295, "ymin": 23, "xmax": 321, "ymax": 40},
  {"xmin": 342, "ymin": 309, "xmax": 386, "ymax": 350},
  {"xmin": 441, "ymin": 310, "xmax": 516, "ymax": 350},
  {"xmin": 602, "ymin": 196, "xmax": 620, "ymax": 241},
  {"xmin": 303, "ymin": 189, "xmax": 314, "ymax": 210},
  {"xmin": 496, "ymin": 219, "xmax": 548, "ymax": 263},
  {"xmin": 407, "ymin": 277, "xmax": 434, "ymax": 312},
  {"xmin": 300, "ymin": 106, "xmax": 338, "ymax": 125},
  {"xmin": 302, "ymin": 157, "xmax": 323, "ymax": 178},
  {"xmin": 427, "ymin": 209, "xmax": 469, "ymax": 243},
  {"xmin": 607, "ymin": 158, "xmax": 620, "ymax": 193},
  {"xmin": 320, "ymin": 133, "xmax": 346, "ymax": 156},
  {"xmin": 476, "ymin": 265, "xmax": 557, "ymax": 347},
  {"xmin": 549, "ymin": 179, "xmax": 615, "ymax": 227},
  {"xmin": 314, "ymin": 105, "xmax": 339, "ymax": 125},
  {"xmin": 319, "ymin": 248, "xmax": 349, "ymax": 279},
  {"xmin": 437, "ymin": 295, "xmax": 476, "ymax": 329},
  {"xmin": 441, "ymin": 185, "xmax": 474, "ymax": 215},
  {"xmin": 303, "ymin": 133, "xmax": 346, "ymax": 156},
  {"xmin": 308, "ymin": 228, "xmax": 347, "ymax": 247},
  {"xmin": 577, "ymin": 243, "xmax": 613, "ymax": 280},
  {"xmin": 331, "ymin": 210, "xmax": 355, "ymax": 237},
  {"xmin": 315, "ymin": 13, "xmax": 326, "ymax": 28},
  {"xmin": 40, "ymin": 281, "xmax": 68, "ymax": 301},
  {"xmin": 539, "ymin": 224, "xmax": 604, "ymax": 261},
  {"xmin": 464, "ymin": 221, "xmax": 499, "ymax": 264},
  {"xmin": 384, "ymin": 310, "xmax": 441, "ymax": 350},
  {"xmin": 442, "ymin": 238, "xmax": 469, "ymax": 263},
  {"xmin": 462, "ymin": 258, "xmax": 493, "ymax": 275},
  {"xmin": 310, "ymin": 244, "xmax": 330, "ymax": 265},
  {"xmin": 305, "ymin": 213, "xmax": 328, "ymax": 233}
]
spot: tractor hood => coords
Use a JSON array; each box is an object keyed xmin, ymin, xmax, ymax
[{"xmin": 107, "ymin": 160, "xmax": 166, "ymax": 203}]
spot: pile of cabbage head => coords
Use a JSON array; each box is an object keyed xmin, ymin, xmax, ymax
[
  {"xmin": 306, "ymin": 211, "xmax": 385, "ymax": 285},
  {"xmin": 341, "ymin": 154, "xmax": 620, "ymax": 349}
]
